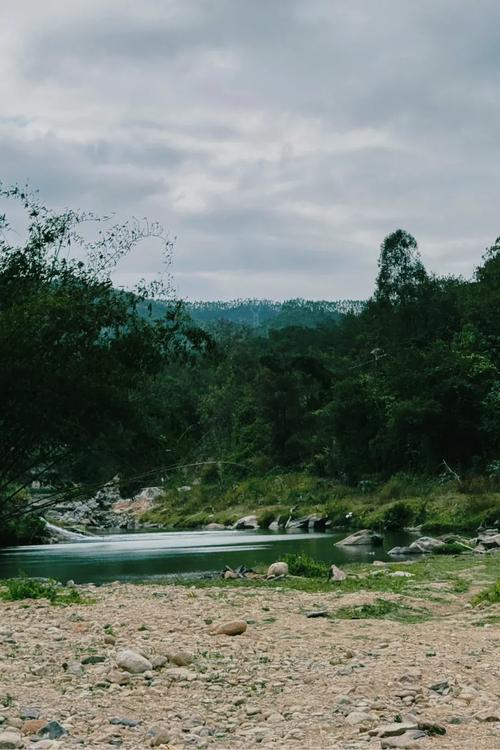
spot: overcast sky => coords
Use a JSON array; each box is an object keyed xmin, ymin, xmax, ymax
[{"xmin": 1, "ymin": 1, "xmax": 499, "ymax": 300}]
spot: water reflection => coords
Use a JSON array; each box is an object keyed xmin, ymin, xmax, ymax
[{"xmin": 0, "ymin": 529, "xmax": 413, "ymax": 584}]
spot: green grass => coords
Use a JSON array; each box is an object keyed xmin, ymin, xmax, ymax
[
  {"xmin": 471, "ymin": 579, "xmax": 500, "ymax": 607},
  {"xmin": 0, "ymin": 576, "xmax": 85, "ymax": 605},
  {"xmin": 283, "ymin": 553, "xmax": 329, "ymax": 577},
  {"xmin": 332, "ymin": 598, "xmax": 430, "ymax": 623}
]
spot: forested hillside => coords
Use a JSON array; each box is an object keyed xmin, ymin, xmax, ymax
[
  {"xmin": 145, "ymin": 298, "xmax": 365, "ymax": 332},
  {"xmin": 0, "ymin": 184, "xmax": 499, "ymax": 543},
  {"xmin": 156, "ymin": 230, "xmax": 499, "ymax": 482}
]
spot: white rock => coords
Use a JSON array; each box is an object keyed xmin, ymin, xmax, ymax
[
  {"xmin": 267, "ymin": 562, "xmax": 289, "ymax": 578},
  {"xmin": 116, "ymin": 649, "xmax": 152, "ymax": 674},
  {"xmin": 329, "ymin": 564, "xmax": 347, "ymax": 581}
]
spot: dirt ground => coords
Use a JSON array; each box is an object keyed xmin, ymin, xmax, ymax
[{"xmin": 0, "ymin": 567, "xmax": 499, "ymax": 749}]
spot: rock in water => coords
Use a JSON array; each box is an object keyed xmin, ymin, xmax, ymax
[
  {"xmin": 210, "ymin": 620, "xmax": 247, "ymax": 636},
  {"xmin": 328, "ymin": 564, "xmax": 347, "ymax": 581},
  {"xmin": 267, "ymin": 561, "xmax": 289, "ymax": 578},
  {"xmin": 232, "ymin": 515, "xmax": 259, "ymax": 530},
  {"xmin": 335, "ymin": 529, "xmax": 383, "ymax": 546},
  {"xmin": 116, "ymin": 649, "xmax": 152, "ymax": 674},
  {"xmin": 409, "ymin": 536, "xmax": 445, "ymax": 553}
]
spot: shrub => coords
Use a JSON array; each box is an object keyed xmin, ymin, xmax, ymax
[
  {"xmin": 0, "ymin": 575, "xmax": 83, "ymax": 605},
  {"xmin": 380, "ymin": 501, "xmax": 414, "ymax": 530},
  {"xmin": 433, "ymin": 541, "xmax": 467, "ymax": 555},
  {"xmin": 283, "ymin": 553, "xmax": 329, "ymax": 578},
  {"xmin": 0, "ymin": 513, "xmax": 48, "ymax": 547}
]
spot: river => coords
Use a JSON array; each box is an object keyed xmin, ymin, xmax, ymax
[{"xmin": 0, "ymin": 528, "xmax": 416, "ymax": 584}]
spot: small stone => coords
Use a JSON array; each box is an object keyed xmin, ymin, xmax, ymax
[
  {"xmin": 151, "ymin": 655, "xmax": 168, "ymax": 669},
  {"xmin": 329, "ymin": 564, "xmax": 347, "ymax": 581},
  {"xmin": 81, "ymin": 654, "xmax": 106, "ymax": 665},
  {"xmin": 19, "ymin": 710, "xmax": 40, "ymax": 721},
  {"xmin": 0, "ymin": 732, "xmax": 24, "ymax": 749},
  {"xmin": 165, "ymin": 667, "xmax": 197, "ymax": 681},
  {"xmin": 210, "ymin": 621, "xmax": 247, "ymax": 636},
  {"xmin": 109, "ymin": 718, "xmax": 141, "ymax": 727},
  {"xmin": 475, "ymin": 707, "xmax": 500, "ymax": 722},
  {"xmin": 38, "ymin": 721, "xmax": 67, "ymax": 740},
  {"xmin": 375, "ymin": 722, "xmax": 418, "ymax": 737},
  {"xmin": 116, "ymin": 649, "xmax": 152, "ymax": 674},
  {"xmin": 21, "ymin": 720, "xmax": 46, "ymax": 736},
  {"xmin": 107, "ymin": 669, "xmax": 131, "ymax": 685},
  {"xmin": 381, "ymin": 730, "xmax": 426, "ymax": 749},
  {"xmin": 166, "ymin": 651, "xmax": 193, "ymax": 667},
  {"xmin": 345, "ymin": 711, "xmax": 373, "ymax": 726},
  {"xmin": 246, "ymin": 707, "xmax": 261, "ymax": 717},
  {"xmin": 148, "ymin": 726, "xmax": 170, "ymax": 747},
  {"xmin": 417, "ymin": 720, "xmax": 446, "ymax": 736},
  {"xmin": 104, "ymin": 634, "xmax": 116, "ymax": 645},
  {"xmin": 64, "ymin": 661, "xmax": 83, "ymax": 677},
  {"xmin": 429, "ymin": 679, "xmax": 449, "ymax": 694}
]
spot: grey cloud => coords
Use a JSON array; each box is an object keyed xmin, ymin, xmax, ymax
[{"xmin": 1, "ymin": 0, "xmax": 499, "ymax": 299}]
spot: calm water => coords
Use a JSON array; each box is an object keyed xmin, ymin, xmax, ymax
[{"xmin": 0, "ymin": 529, "xmax": 415, "ymax": 584}]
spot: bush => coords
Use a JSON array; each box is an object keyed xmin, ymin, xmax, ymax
[
  {"xmin": 283, "ymin": 553, "xmax": 329, "ymax": 578},
  {"xmin": 0, "ymin": 514, "xmax": 48, "ymax": 547},
  {"xmin": 257, "ymin": 509, "xmax": 278, "ymax": 529},
  {"xmin": 363, "ymin": 501, "xmax": 415, "ymax": 531}
]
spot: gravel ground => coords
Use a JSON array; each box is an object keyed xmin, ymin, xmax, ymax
[{"xmin": 0, "ymin": 575, "xmax": 499, "ymax": 749}]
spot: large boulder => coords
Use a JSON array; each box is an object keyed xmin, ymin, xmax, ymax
[
  {"xmin": 476, "ymin": 529, "xmax": 500, "ymax": 549},
  {"xmin": 336, "ymin": 529, "xmax": 383, "ymax": 546},
  {"xmin": 409, "ymin": 536, "xmax": 445, "ymax": 553},
  {"xmin": 267, "ymin": 561, "xmax": 289, "ymax": 578},
  {"xmin": 210, "ymin": 620, "xmax": 247, "ymax": 636},
  {"xmin": 232, "ymin": 515, "xmax": 259, "ymax": 530},
  {"xmin": 388, "ymin": 546, "xmax": 421, "ymax": 556}
]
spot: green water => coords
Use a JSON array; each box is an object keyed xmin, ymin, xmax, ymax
[{"xmin": 0, "ymin": 528, "xmax": 415, "ymax": 584}]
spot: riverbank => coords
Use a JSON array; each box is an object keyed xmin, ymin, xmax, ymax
[
  {"xmin": 140, "ymin": 472, "xmax": 500, "ymax": 533},
  {"xmin": 0, "ymin": 555, "xmax": 499, "ymax": 749}
]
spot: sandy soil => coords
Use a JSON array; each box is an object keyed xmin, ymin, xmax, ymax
[{"xmin": 0, "ymin": 579, "xmax": 499, "ymax": 749}]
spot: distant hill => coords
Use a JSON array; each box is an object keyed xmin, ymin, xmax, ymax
[{"xmin": 185, "ymin": 298, "xmax": 365, "ymax": 330}]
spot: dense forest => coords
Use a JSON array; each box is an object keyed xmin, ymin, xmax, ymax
[
  {"xmin": 0, "ymin": 186, "xmax": 499, "ymax": 542},
  {"xmin": 145, "ymin": 230, "xmax": 500, "ymax": 483}
]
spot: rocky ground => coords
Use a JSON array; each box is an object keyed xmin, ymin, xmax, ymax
[{"xmin": 0, "ymin": 559, "xmax": 499, "ymax": 749}]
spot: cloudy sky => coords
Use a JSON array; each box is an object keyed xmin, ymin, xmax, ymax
[{"xmin": 1, "ymin": 1, "xmax": 499, "ymax": 300}]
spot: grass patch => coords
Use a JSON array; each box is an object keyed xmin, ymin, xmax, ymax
[
  {"xmin": 0, "ymin": 576, "xmax": 85, "ymax": 605},
  {"xmin": 333, "ymin": 597, "xmax": 429, "ymax": 623},
  {"xmin": 283, "ymin": 553, "xmax": 329, "ymax": 578},
  {"xmin": 471, "ymin": 579, "xmax": 500, "ymax": 607}
]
